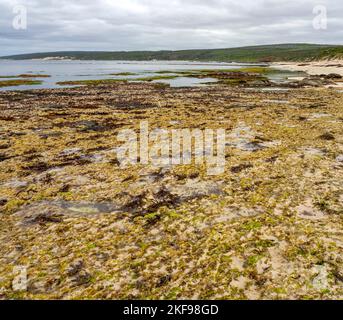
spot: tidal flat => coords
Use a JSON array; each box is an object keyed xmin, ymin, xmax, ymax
[{"xmin": 0, "ymin": 80, "xmax": 342, "ymax": 300}]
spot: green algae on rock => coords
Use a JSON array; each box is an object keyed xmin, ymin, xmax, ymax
[
  {"xmin": 0, "ymin": 79, "xmax": 43, "ymax": 87},
  {"xmin": 0, "ymin": 81, "xmax": 342, "ymax": 300}
]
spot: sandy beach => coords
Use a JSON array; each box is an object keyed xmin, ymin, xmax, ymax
[{"xmin": 272, "ymin": 60, "xmax": 343, "ymax": 76}]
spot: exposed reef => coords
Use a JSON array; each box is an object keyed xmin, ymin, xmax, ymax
[{"xmin": 0, "ymin": 81, "xmax": 342, "ymax": 300}]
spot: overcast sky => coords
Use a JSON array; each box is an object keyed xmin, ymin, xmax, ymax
[{"xmin": 0, "ymin": 0, "xmax": 342, "ymax": 55}]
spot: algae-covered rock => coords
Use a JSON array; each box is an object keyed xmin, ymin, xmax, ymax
[{"xmin": 0, "ymin": 81, "xmax": 342, "ymax": 300}]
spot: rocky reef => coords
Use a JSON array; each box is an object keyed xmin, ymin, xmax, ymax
[{"xmin": 0, "ymin": 81, "xmax": 342, "ymax": 299}]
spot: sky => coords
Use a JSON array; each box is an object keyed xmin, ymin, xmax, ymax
[{"xmin": 0, "ymin": 0, "xmax": 342, "ymax": 55}]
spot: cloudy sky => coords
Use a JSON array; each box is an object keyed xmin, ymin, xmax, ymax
[{"xmin": 0, "ymin": 0, "xmax": 342, "ymax": 55}]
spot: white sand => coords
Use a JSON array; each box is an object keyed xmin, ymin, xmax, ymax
[{"xmin": 271, "ymin": 60, "xmax": 343, "ymax": 76}]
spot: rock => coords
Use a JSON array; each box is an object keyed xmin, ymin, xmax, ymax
[
  {"xmin": 318, "ymin": 132, "xmax": 335, "ymax": 141},
  {"xmin": 27, "ymin": 280, "xmax": 47, "ymax": 294},
  {"xmin": 309, "ymin": 113, "xmax": 330, "ymax": 119},
  {"xmin": 60, "ymin": 148, "xmax": 82, "ymax": 156},
  {"xmin": 302, "ymin": 147, "xmax": 326, "ymax": 157},
  {"xmin": 60, "ymin": 201, "xmax": 120, "ymax": 215},
  {"xmin": 167, "ymin": 179, "xmax": 223, "ymax": 201},
  {"xmin": 38, "ymin": 132, "xmax": 62, "ymax": 139},
  {"xmin": 239, "ymin": 141, "xmax": 266, "ymax": 151},
  {"xmin": 291, "ymin": 76, "xmax": 336, "ymax": 88},
  {"xmin": 72, "ymin": 271, "xmax": 92, "ymax": 286},
  {"xmin": 3, "ymin": 179, "xmax": 28, "ymax": 189},
  {"xmin": 14, "ymin": 202, "xmax": 67, "ymax": 226},
  {"xmin": 0, "ymin": 197, "xmax": 8, "ymax": 206},
  {"xmin": 312, "ymin": 265, "xmax": 329, "ymax": 290},
  {"xmin": 0, "ymin": 153, "xmax": 10, "ymax": 162},
  {"xmin": 296, "ymin": 200, "xmax": 326, "ymax": 220},
  {"xmin": 15, "ymin": 201, "xmax": 120, "ymax": 226},
  {"xmin": 336, "ymin": 155, "xmax": 343, "ymax": 162},
  {"xmin": 76, "ymin": 120, "xmax": 107, "ymax": 132},
  {"xmin": 67, "ymin": 259, "xmax": 84, "ymax": 277},
  {"xmin": 23, "ymin": 212, "xmax": 64, "ymax": 226},
  {"xmin": 156, "ymin": 275, "xmax": 172, "ymax": 287},
  {"xmin": 325, "ymin": 73, "xmax": 342, "ymax": 79},
  {"xmin": 212, "ymin": 207, "xmax": 262, "ymax": 223},
  {"xmin": 299, "ymin": 78, "xmax": 323, "ymax": 87},
  {"xmin": 230, "ymin": 276, "xmax": 249, "ymax": 290},
  {"xmin": 67, "ymin": 205, "xmax": 100, "ymax": 215},
  {"xmin": 231, "ymin": 163, "xmax": 253, "ymax": 173}
]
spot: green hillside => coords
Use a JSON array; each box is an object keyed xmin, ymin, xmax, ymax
[{"xmin": 2, "ymin": 44, "xmax": 343, "ymax": 62}]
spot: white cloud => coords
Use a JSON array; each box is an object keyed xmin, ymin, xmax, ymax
[{"xmin": 0, "ymin": 0, "xmax": 341, "ymax": 55}]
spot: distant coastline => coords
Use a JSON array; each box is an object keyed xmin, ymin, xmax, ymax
[{"xmin": 2, "ymin": 43, "xmax": 343, "ymax": 63}]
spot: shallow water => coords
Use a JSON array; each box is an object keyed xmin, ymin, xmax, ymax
[{"xmin": 0, "ymin": 60, "xmax": 252, "ymax": 91}]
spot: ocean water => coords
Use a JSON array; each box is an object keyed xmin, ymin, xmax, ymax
[{"xmin": 0, "ymin": 59, "xmax": 253, "ymax": 91}]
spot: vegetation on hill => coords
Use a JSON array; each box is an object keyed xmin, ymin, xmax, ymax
[{"xmin": 2, "ymin": 44, "xmax": 343, "ymax": 62}]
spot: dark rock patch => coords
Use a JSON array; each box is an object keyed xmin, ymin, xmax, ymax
[{"xmin": 231, "ymin": 163, "xmax": 253, "ymax": 173}]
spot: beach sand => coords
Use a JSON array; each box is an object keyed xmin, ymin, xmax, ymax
[{"xmin": 272, "ymin": 60, "xmax": 343, "ymax": 76}]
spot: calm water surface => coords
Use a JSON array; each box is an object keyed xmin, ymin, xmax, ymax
[{"xmin": 0, "ymin": 60, "xmax": 256, "ymax": 91}]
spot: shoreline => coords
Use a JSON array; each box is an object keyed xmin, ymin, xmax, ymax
[{"xmin": 272, "ymin": 60, "xmax": 343, "ymax": 76}]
